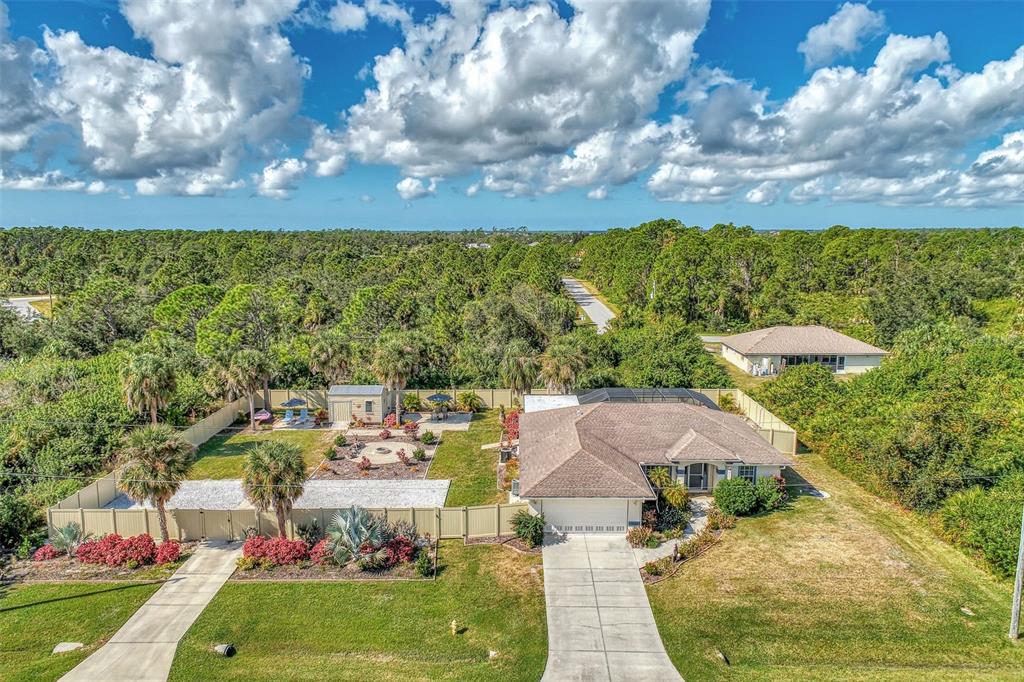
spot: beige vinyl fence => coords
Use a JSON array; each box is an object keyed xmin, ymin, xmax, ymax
[
  {"xmin": 48, "ymin": 503, "xmax": 529, "ymax": 543},
  {"xmin": 258, "ymin": 387, "xmax": 566, "ymax": 411},
  {"xmin": 694, "ymin": 387, "xmax": 798, "ymax": 456},
  {"xmin": 179, "ymin": 396, "xmax": 252, "ymax": 447}
]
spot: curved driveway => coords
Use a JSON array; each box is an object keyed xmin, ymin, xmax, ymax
[{"xmin": 540, "ymin": 534, "xmax": 682, "ymax": 681}]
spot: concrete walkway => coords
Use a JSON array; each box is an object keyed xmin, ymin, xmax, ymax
[
  {"xmin": 540, "ymin": 534, "xmax": 682, "ymax": 681},
  {"xmin": 562, "ymin": 277, "xmax": 615, "ymax": 334},
  {"xmin": 61, "ymin": 540, "xmax": 242, "ymax": 682}
]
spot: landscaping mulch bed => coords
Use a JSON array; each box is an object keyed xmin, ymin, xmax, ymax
[
  {"xmin": 464, "ymin": 535, "xmax": 541, "ymax": 556},
  {"xmin": 8, "ymin": 543, "xmax": 197, "ymax": 582},
  {"xmin": 230, "ymin": 560, "xmax": 429, "ymax": 581},
  {"xmin": 311, "ymin": 436, "xmax": 436, "ymax": 480}
]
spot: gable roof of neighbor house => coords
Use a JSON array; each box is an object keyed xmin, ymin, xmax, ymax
[
  {"xmin": 720, "ymin": 325, "xmax": 887, "ymax": 356},
  {"xmin": 327, "ymin": 384, "xmax": 385, "ymax": 397},
  {"xmin": 518, "ymin": 403, "xmax": 794, "ymax": 499}
]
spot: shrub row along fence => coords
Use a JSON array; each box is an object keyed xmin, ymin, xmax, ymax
[{"xmin": 49, "ymin": 501, "xmax": 530, "ymax": 543}]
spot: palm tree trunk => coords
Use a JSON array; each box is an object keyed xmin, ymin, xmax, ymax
[
  {"xmin": 150, "ymin": 402, "xmax": 158, "ymax": 425},
  {"xmin": 248, "ymin": 394, "xmax": 256, "ymax": 431},
  {"xmin": 156, "ymin": 498, "xmax": 170, "ymax": 543},
  {"xmin": 262, "ymin": 376, "xmax": 271, "ymax": 411},
  {"xmin": 275, "ymin": 505, "xmax": 288, "ymax": 538},
  {"xmin": 395, "ymin": 386, "xmax": 402, "ymax": 425}
]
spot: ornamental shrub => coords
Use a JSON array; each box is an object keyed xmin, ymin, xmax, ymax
[
  {"xmin": 503, "ymin": 409, "xmax": 520, "ymax": 440},
  {"xmin": 403, "ymin": 421, "xmax": 419, "ymax": 436},
  {"xmin": 402, "ymin": 393, "xmax": 422, "ymax": 411},
  {"xmin": 627, "ymin": 525, "xmax": 652, "ymax": 548},
  {"xmin": 713, "ymin": 478, "xmax": 757, "ymax": 516},
  {"xmin": 412, "ymin": 447, "xmax": 426, "ymax": 461},
  {"xmin": 705, "ymin": 504, "xmax": 736, "ymax": 531},
  {"xmin": 33, "ymin": 544, "xmax": 60, "ymax": 561},
  {"xmin": 415, "ymin": 547, "xmax": 432, "ymax": 576},
  {"xmin": 382, "ymin": 413, "xmax": 398, "ymax": 428},
  {"xmin": 155, "ymin": 541, "xmax": 181, "ymax": 565},
  {"xmin": 384, "ymin": 535, "xmax": 417, "ymax": 565},
  {"xmin": 333, "ymin": 433, "xmax": 348, "ymax": 447},
  {"xmin": 511, "ymin": 510, "xmax": 545, "ymax": 548},
  {"xmin": 644, "ymin": 556, "xmax": 673, "ymax": 576},
  {"xmin": 357, "ymin": 456, "xmax": 372, "ymax": 472},
  {"xmin": 397, "ymin": 449, "xmax": 411, "ymax": 466},
  {"xmin": 310, "ymin": 538, "xmax": 333, "ymax": 566},
  {"xmin": 242, "ymin": 536, "xmax": 309, "ymax": 565},
  {"xmin": 75, "ymin": 534, "xmax": 157, "ymax": 566},
  {"xmin": 754, "ymin": 475, "xmax": 788, "ymax": 511},
  {"xmin": 379, "ymin": 429, "xmax": 392, "ymax": 440}
]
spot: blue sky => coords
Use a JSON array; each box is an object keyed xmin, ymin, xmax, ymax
[{"xmin": 0, "ymin": 0, "xmax": 1022, "ymax": 231}]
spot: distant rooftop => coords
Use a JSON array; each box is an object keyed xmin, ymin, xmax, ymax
[
  {"xmin": 576, "ymin": 387, "xmax": 718, "ymax": 410},
  {"xmin": 721, "ymin": 325, "xmax": 887, "ymax": 356}
]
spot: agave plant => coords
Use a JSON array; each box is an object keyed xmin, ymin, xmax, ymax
[
  {"xmin": 326, "ymin": 507, "xmax": 386, "ymax": 565},
  {"xmin": 51, "ymin": 522, "xmax": 89, "ymax": 557}
]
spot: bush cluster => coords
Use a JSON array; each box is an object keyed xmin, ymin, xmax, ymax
[
  {"xmin": 420, "ymin": 431, "xmax": 437, "ymax": 445},
  {"xmin": 713, "ymin": 478, "xmax": 758, "ymax": 516},
  {"xmin": 33, "ymin": 544, "xmax": 60, "ymax": 561},
  {"xmin": 511, "ymin": 509, "xmax": 544, "ymax": 548},
  {"xmin": 242, "ymin": 536, "xmax": 309, "ymax": 566},
  {"xmin": 74, "ymin": 533, "xmax": 178, "ymax": 567},
  {"xmin": 155, "ymin": 541, "xmax": 181, "ymax": 564},
  {"xmin": 626, "ymin": 525, "xmax": 653, "ymax": 548}
]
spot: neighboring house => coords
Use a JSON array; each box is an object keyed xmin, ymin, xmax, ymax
[
  {"xmin": 719, "ymin": 325, "xmax": 887, "ymax": 376},
  {"xmin": 327, "ymin": 384, "xmax": 395, "ymax": 424},
  {"xmin": 513, "ymin": 402, "xmax": 794, "ymax": 534}
]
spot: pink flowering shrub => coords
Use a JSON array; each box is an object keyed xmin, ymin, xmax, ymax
[
  {"xmin": 357, "ymin": 456, "xmax": 372, "ymax": 472},
  {"xmin": 379, "ymin": 428, "xmax": 392, "ymax": 439},
  {"xmin": 242, "ymin": 536, "xmax": 309, "ymax": 565},
  {"xmin": 310, "ymin": 538, "xmax": 332, "ymax": 565},
  {"xmin": 382, "ymin": 413, "xmax": 398, "ymax": 428},
  {"xmin": 33, "ymin": 544, "xmax": 60, "ymax": 561},
  {"xmin": 75, "ymin": 534, "xmax": 157, "ymax": 567},
  {"xmin": 402, "ymin": 421, "xmax": 419, "ymax": 436},
  {"xmin": 397, "ymin": 449, "xmax": 411, "ymax": 466},
  {"xmin": 384, "ymin": 536, "xmax": 417, "ymax": 566},
  {"xmin": 503, "ymin": 409, "xmax": 520, "ymax": 441},
  {"xmin": 155, "ymin": 541, "xmax": 181, "ymax": 565}
]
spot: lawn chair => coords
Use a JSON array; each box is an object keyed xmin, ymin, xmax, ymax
[
  {"xmin": 283, "ymin": 409, "xmax": 294, "ymax": 424},
  {"xmin": 299, "ymin": 408, "xmax": 309, "ymax": 423}
]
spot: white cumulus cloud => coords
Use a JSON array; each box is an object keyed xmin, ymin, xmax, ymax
[
  {"xmin": 798, "ymin": 2, "xmax": 886, "ymax": 68},
  {"xmin": 254, "ymin": 157, "xmax": 307, "ymax": 199},
  {"xmin": 395, "ymin": 176, "xmax": 437, "ymax": 200}
]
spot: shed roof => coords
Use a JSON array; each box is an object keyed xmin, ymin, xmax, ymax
[
  {"xmin": 720, "ymin": 325, "xmax": 887, "ymax": 356},
  {"xmin": 328, "ymin": 384, "xmax": 385, "ymax": 396},
  {"xmin": 518, "ymin": 403, "xmax": 793, "ymax": 499}
]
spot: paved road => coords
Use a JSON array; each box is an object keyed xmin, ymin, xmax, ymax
[
  {"xmin": 540, "ymin": 534, "xmax": 682, "ymax": 681},
  {"xmin": 3, "ymin": 295, "xmax": 47, "ymax": 320},
  {"xmin": 562, "ymin": 278, "xmax": 615, "ymax": 334},
  {"xmin": 61, "ymin": 540, "xmax": 242, "ymax": 682}
]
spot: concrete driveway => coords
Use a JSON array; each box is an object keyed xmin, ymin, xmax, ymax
[
  {"xmin": 540, "ymin": 534, "xmax": 682, "ymax": 681},
  {"xmin": 561, "ymin": 278, "xmax": 615, "ymax": 334},
  {"xmin": 60, "ymin": 540, "xmax": 242, "ymax": 682}
]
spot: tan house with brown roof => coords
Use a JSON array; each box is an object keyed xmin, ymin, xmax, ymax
[
  {"xmin": 720, "ymin": 325, "xmax": 887, "ymax": 376},
  {"xmin": 513, "ymin": 402, "xmax": 794, "ymax": 534}
]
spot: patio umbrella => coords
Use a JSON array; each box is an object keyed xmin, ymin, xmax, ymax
[
  {"xmin": 281, "ymin": 397, "xmax": 307, "ymax": 407},
  {"xmin": 426, "ymin": 393, "xmax": 452, "ymax": 403}
]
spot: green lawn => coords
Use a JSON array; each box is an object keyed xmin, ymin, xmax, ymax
[
  {"xmin": 0, "ymin": 582, "xmax": 161, "ymax": 681},
  {"xmin": 169, "ymin": 542, "xmax": 546, "ymax": 682},
  {"xmin": 190, "ymin": 429, "xmax": 333, "ymax": 479},
  {"xmin": 648, "ymin": 454, "xmax": 1024, "ymax": 681},
  {"xmin": 427, "ymin": 410, "xmax": 504, "ymax": 507},
  {"xmin": 707, "ymin": 345, "xmax": 772, "ymax": 393}
]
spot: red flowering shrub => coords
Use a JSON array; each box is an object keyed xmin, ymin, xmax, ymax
[
  {"xmin": 242, "ymin": 536, "xmax": 309, "ymax": 565},
  {"xmin": 75, "ymin": 534, "xmax": 157, "ymax": 567},
  {"xmin": 397, "ymin": 449, "xmax": 411, "ymax": 466},
  {"xmin": 379, "ymin": 428, "xmax": 392, "ymax": 439},
  {"xmin": 33, "ymin": 544, "xmax": 60, "ymax": 561},
  {"xmin": 503, "ymin": 410, "xmax": 520, "ymax": 440},
  {"xmin": 384, "ymin": 536, "xmax": 417, "ymax": 566},
  {"xmin": 403, "ymin": 421, "xmax": 419, "ymax": 436},
  {"xmin": 310, "ymin": 538, "xmax": 332, "ymax": 565},
  {"xmin": 383, "ymin": 413, "xmax": 398, "ymax": 428},
  {"xmin": 357, "ymin": 456, "xmax": 372, "ymax": 472},
  {"xmin": 155, "ymin": 541, "xmax": 181, "ymax": 565}
]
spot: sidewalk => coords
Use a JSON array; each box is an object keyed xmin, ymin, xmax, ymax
[{"xmin": 60, "ymin": 540, "xmax": 242, "ymax": 682}]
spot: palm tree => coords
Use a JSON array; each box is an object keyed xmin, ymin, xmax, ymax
[
  {"xmin": 309, "ymin": 329, "xmax": 351, "ymax": 385},
  {"xmin": 539, "ymin": 339, "xmax": 586, "ymax": 394},
  {"xmin": 122, "ymin": 353, "xmax": 176, "ymax": 424},
  {"xmin": 372, "ymin": 334, "xmax": 420, "ymax": 424},
  {"xmin": 242, "ymin": 441, "xmax": 306, "ymax": 538},
  {"xmin": 500, "ymin": 340, "xmax": 540, "ymax": 401},
  {"xmin": 116, "ymin": 424, "xmax": 194, "ymax": 543},
  {"xmin": 227, "ymin": 349, "xmax": 270, "ymax": 430}
]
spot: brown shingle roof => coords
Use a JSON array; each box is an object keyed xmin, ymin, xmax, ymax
[
  {"xmin": 518, "ymin": 403, "xmax": 795, "ymax": 499},
  {"xmin": 720, "ymin": 325, "xmax": 887, "ymax": 356}
]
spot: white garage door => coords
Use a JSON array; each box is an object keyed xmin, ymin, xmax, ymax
[{"xmin": 541, "ymin": 498, "xmax": 628, "ymax": 534}]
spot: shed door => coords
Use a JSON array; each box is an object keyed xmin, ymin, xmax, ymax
[{"xmin": 330, "ymin": 400, "xmax": 351, "ymax": 424}]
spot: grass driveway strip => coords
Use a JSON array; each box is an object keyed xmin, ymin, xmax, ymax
[{"xmin": 169, "ymin": 542, "xmax": 546, "ymax": 681}]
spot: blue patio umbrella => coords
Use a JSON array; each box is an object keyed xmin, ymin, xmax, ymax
[
  {"xmin": 426, "ymin": 393, "xmax": 452, "ymax": 403},
  {"xmin": 281, "ymin": 397, "xmax": 307, "ymax": 407}
]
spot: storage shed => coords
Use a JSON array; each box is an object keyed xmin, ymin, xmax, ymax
[{"xmin": 327, "ymin": 385, "xmax": 394, "ymax": 425}]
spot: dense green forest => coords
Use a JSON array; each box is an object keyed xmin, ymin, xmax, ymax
[{"xmin": 1, "ymin": 222, "xmax": 1022, "ymax": 574}]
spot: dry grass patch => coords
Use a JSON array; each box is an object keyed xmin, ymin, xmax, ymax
[{"xmin": 648, "ymin": 454, "xmax": 1024, "ymax": 681}]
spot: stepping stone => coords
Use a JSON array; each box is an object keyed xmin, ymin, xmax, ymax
[{"xmin": 53, "ymin": 642, "xmax": 84, "ymax": 654}]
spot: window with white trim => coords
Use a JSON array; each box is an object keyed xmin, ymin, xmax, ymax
[
  {"xmin": 364, "ymin": 400, "xmax": 374, "ymax": 413},
  {"xmin": 737, "ymin": 465, "xmax": 756, "ymax": 483}
]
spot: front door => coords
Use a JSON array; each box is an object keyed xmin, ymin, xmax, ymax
[
  {"xmin": 330, "ymin": 400, "xmax": 351, "ymax": 424},
  {"xmin": 686, "ymin": 463, "xmax": 708, "ymax": 491}
]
